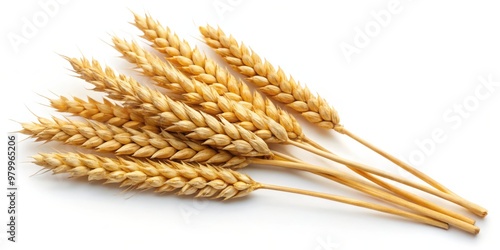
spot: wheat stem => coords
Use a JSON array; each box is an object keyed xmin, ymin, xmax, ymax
[
  {"xmin": 297, "ymin": 138, "xmax": 475, "ymax": 224},
  {"xmin": 258, "ymin": 184, "xmax": 448, "ymax": 230},
  {"xmin": 251, "ymin": 158, "xmax": 479, "ymax": 234},
  {"xmin": 338, "ymin": 127, "xmax": 487, "ymax": 217}
]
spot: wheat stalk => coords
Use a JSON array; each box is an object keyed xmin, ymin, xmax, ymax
[
  {"xmin": 32, "ymin": 152, "xmax": 450, "ymax": 230},
  {"xmin": 131, "ymin": 14, "xmax": 303, "ymax": 140},
  {"xmin": 21, "ymin": 116, "xmax": 247, "ymax": 167},
  {"xmin": 199, "ymin": 24, "xmax": 487, "ymax": 217}
]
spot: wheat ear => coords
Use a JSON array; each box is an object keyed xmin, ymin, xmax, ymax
[
  {"xmin": 21, "ymin": 116, "xmax": 246, "ymax": 167},
  {"xmin": 200, "ymin": 25, "xmax": 340, "ymax": 130},
  {"xmin": 32, "ymin": 152, "xmax": 449, "ymax": 230},
  {"xmin": 131, "ymin": 14, "xmax": 303, "ymax": 140},
  {"xmin": 113, "ymin": 38, "xmax": 296, "ymax": 143},
  {"xmin": 50, "ymin": 95, "xmax": 150, "ymax": 130},
  {"xmin": 33, "ymin": 152, "xmax": 256, "ymax": 199},
  {"xmin": 66, "ymin": 57, "xmax": 276, "ymax": 156},
  {"xmin": 199, "ymin": 25, "xmax": 487, "ymax": 217}
]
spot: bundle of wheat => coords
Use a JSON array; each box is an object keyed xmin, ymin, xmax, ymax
[{"xmin": 21, "ymin": 12, "xmax": 486, "ymax": 235}]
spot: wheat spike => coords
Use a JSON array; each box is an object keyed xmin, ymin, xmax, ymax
[
  {"xmin": 112, "ymin": 39, "xmax": 291, "ymax": 143},
  {"xmin": 32, "ymin": 152, "xmax": 256, "ymax": 199},
  {"xmin": 199, "ymin": 25, "xmax": 340, "ymax": 130},
  {"xmin": 21, "ymin": 116, "xmax": 247, "ymax": 167},
  {"xmin": 66, "ymin": 57, "xmax": 276, "ymax": 156},
  {"xmin": 50, "ymin": 95, "xmax": 149, "ymax": 130},
  {"xmin": 131, "ymin": 14, "xmax": 303, "ymax": 140}
]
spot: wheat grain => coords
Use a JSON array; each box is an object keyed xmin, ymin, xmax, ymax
[
  {"xmin": 21, "ymin": 116, "xmax": 248, "ymax": 167},
  {"xmin": 131, "ymin": 14, "xmax": 303, "ymax": 139},
  {"xmin": 200, "ymin": 25, "xmax": 340, "ymax": 130},
  {"xmin": 32, "ymin": 152, "xmax": 256, "ymax": 199}
]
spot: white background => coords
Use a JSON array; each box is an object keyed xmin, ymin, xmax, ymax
[{"xmin": 1, "ymin": 0, "xmax": 499, "ymax": 249}]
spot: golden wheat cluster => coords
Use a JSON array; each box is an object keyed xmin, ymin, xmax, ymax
[{"xmin": 22, "ymin": 13, "xmax": 486, "ymax": 234}]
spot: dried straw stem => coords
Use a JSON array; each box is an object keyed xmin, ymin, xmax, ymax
[
  {"xmin": 252, "ymin": 158, "xmax": 479, "ymax": 234},
  {"xmin": 260, "ymin": 184, "xmax": 448, "ymax": 230},
  {"xmin": 338, "ymin": 127, "xmax": 487, "ymax": 217},
  {"xmin": 273, "ymin": 147, "xmax": 475, "ymax": 224},
  {"xmin": 131, "ymin": 14, "xmax": 303, "ymax": 140},
  {"xmin": 33, "ymin": 152, "xmax": 256, "ymax": 199},
  {"xmin": 66, "ymin": 57, "xmax": 272, "ymax": 157},
  {"xmin": 22, "ymin": 116, "xmax": 247, "ymax": 167}
]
